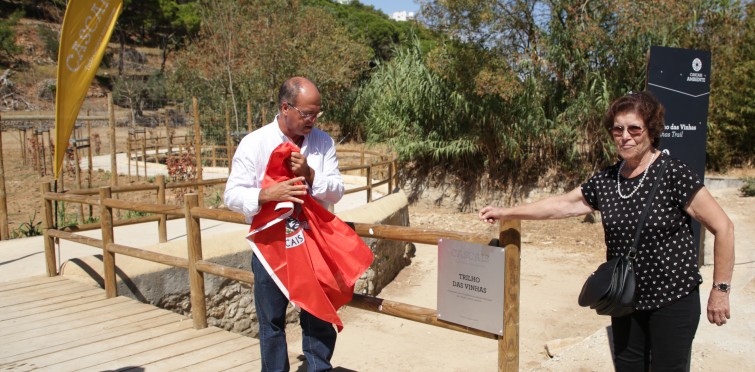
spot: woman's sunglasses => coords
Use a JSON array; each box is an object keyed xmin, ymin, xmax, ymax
[{"xmin": 611, "ymin": 125, "xmax": 645, "ymax": 137}]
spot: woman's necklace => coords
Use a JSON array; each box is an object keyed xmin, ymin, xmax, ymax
[{"xmin": 617, "ymin": 152, "xmax": 657, "ymax": 199}]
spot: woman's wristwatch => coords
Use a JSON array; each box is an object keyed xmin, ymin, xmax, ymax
[{"xmin": 712, "ymin": 282, "xmax": 731, "ymax": 292}]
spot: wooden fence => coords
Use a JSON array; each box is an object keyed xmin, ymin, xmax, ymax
[
  {"xmin": 121, "ymin": 141, "xmax": 399, "ymax": 204},
  {"xmin": 337, "ymin": 148, "xmax": 398, "ymax": 203},
  {"xmin": 40, "ymin": 180, "xmax": 522, "ymax": 371},
  {"xmin": 54, "ymin": 175, "xmax": 226, "ymax": 242}
]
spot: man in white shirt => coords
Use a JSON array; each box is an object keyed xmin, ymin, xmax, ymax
[{"xmin": 224, "ymin": 77, "xmax": 344, "ymax": 372}]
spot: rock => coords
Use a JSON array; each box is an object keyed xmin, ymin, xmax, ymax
[
  {"xmin": 232, "ymin": 319, "xmax": 252, "ymax": 333},
  {"xmin": 544, "ymin": 337, "xmax": 584, "ymax": 358},
  {"xmin": 226, "ymin": 303, "xmax": 238, "ymax": 318}
]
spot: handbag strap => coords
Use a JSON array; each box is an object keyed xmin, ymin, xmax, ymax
[{"xmin": 628, "ymin": 157, "xmax": 668, "ymax": 259}]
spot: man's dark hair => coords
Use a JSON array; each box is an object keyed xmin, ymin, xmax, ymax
[{"xmin": 602, "ymin": 91, "xmax": 665, "ymax": 148}]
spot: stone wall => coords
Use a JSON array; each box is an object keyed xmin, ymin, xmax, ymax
[
  {"xmin": 61, "ymin": 191, "xmax": 414, "ymax": 338},
  {"xmin": 339, "ymin": 191, "xmax": 416, "ymax": 296}
]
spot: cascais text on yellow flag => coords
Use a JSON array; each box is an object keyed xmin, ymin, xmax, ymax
[{"xmin": 54, "ymin": 0, "xmax": 122, "ymax": 179}]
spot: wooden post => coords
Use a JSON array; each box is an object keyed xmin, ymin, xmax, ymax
[
  {"xmin": 393, "ymin": 159, "xmax": 398, "ymax": 191},
  {"xmin": 158, "ymin": 109, "xmax": 164, "ymax": 156},
  {"xmin": 388, "ymin": 161, "xmax": 394, "ymax": 194},
  {"xmin": 142, "ymin": 135, "xmax": 147, "ymax": 178},
  {"xmin": 184, "ymin": 193, "xmax": 207, "ymax": 329},
  {"xmin": 108, "ymin": 93, "xmax": 118, "ymax": 187},
  {"xmin": 86, "ymin": 121, "xmax": 93, "ymax": 219},
  {"xmin": 40, "ymin": 129, "xmax": 48, "ymax": 176},
  {"xmin": 246, "ymin": 101, "xmax": 252, "ymax": 133},
  {"xmin": 99, "ymin": 186, "xmax": 117, "ymax": 298},
  {"xmin": 366, "ymin": 165, "xmax": 372, "ymax": 203},
  {"xmin": 17, "ymin": 128, "xmax": 23, "ymax": 164},
  {"xmin": 225, "ymin": 107, "xmax": 232, "ymax": 172},
  {"xmin": 134, "ymin": 138, "xmax": 140, "ymax": 180},
  {"xmin": 192, "ymin": 97, "xmax": 204, "ymax": 206},
  {"xmin": 498, "ymin": 219, "xmax": 521, "ymax": 371},
  {"xmin": 33, "ymin": 130, "xmax": 41, "ymax": 174},
  {"xmin": 0, "ymin": 116, "xmax": 8, "ymax": 240},
  {"xmin": 126, "ymin": 136, "xmax": 132, "ymax": 181},
  {"xmin": 165, "ymin": 108, "xmax": 172, "ymax": 157},
  {"xmin": 45, "ymin": 129, "xmax": 52, "ymax": 176},
  {"xmin": 360, "ymin": 147, "xmax": 365, "ymax": 177},
  {"xmin": 157, "ymin": 175, "xmax": 167, "ymax": 243},
  {"xmin": 41, "ymin": 182, "xmax": 56, "ymax": 276},
  {"xmin": 74, "ymin": 142, "xmax": 84, "ymax": 223},
  {"xmin": 19, "ymin": 127, "xmax": 26, "ymax": 164}
]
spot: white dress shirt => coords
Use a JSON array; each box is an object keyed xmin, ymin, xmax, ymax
[{"xmin": 224, "ymin": 117, "xmax": 344, "ymax": 223}]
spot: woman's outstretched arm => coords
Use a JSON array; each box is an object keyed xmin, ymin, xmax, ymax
[{"xmin": 479, "ymin": 187, "xmax": 594, "ymax": 224}]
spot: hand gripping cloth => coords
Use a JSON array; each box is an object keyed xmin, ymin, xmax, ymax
[{"xmin": 246, "ymin": 142, "xmax": 374, "ymax": 331}]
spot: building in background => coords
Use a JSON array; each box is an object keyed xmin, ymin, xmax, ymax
[
  {"xmin": 390, "ymin": 11, "xmax": 415, "ymax": 21},
  {"xmin": 332, "ymin": 1, "xmax": 416, "ymax": 22}
]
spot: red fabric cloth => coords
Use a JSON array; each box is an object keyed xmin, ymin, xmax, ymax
[{"xmin": 247, "ymin": 142, "xmax": 373, "ymax": 331}]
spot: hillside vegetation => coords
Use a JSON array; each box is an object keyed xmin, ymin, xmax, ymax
[{"xmin": 1, "ymin": 0, "xmax": 753, "ymax": 205}]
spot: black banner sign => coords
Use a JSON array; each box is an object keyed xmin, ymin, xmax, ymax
[{"xmin": 647, "ymin": 45, "xmax": 711, "ymax": 253}]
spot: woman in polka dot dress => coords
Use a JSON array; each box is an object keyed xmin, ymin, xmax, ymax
[{"xmin": 479, "ymin": 91, "xmax": 734, "ymax": 371}]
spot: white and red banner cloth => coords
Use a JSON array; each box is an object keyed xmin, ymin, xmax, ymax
[{"xmin": 246, "ymin": 142, "xmax": 374, "ymax": 331}]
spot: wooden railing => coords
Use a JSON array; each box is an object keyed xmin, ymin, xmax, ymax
[
  {"xmin": 126, "ymin": 134, "xmax": 195, "ymax": 180},
  {"xmin": 121, "ymin": 143, "xmax": 399, "ymax": 204},
  {"xmin": 53, "ymin": 175, "xmax": 226, "ymax": 242},
  {"xmin": 40, "ymin": 182, "xmax": 520, "ymax": 371},
  {"xmin": 337, "ymin": 148, "xmax": 398, "ymax": 203}
]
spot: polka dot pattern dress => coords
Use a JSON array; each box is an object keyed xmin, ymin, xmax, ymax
[{"xmin": 581, "ymin": 153, "xmax": 704, "ymax": 310}]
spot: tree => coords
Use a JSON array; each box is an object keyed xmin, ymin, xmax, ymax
[
  {"xmin": 0, "ymin": 10, "xmax": 23, "ymax": 64},
  {"xmin": 112, "ymin": 72, "xmax": 167, "ymax": 125},
  {"xmin": 168, "ymin": 0, "xmax": 372, "ymax": 132},
  {"xmin": 114, "ymin": 0, "xmax": 200, "ymax": 75},
  {"xmin": 304, "ymin": 0, "xmax": 435, "ymax": 62},
  {"xmin": 701, "ymin": 1, "xmax": 755, "ymax": 169},
  {"xmin": 152, "ymin": 0, "xmax": 200, "ymax": 72},
  {"xmin": 412, "ymin": 0, "xmax": 753, "ymax": 185}
]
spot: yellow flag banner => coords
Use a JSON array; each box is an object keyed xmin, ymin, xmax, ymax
[{"xmin": 54, "ymin": 0, "xmax": 122, "ymax": 179}]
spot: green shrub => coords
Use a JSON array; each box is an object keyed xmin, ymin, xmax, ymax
[
  {"xmin": 208, "ymin": 190, "xmax": 223, "ymax": 208},
  {"xmin": 124, "ymin": 210, "xmax": 151, "ymax": 219},
  {"xmin": 11, "ymin": 212, "xmax": 42, "ymax": 238},
  {"xmin": 37, "ymin": 24, "xmax": 59, "ymax": 62},
  {"xmin": 741, "ymin": 177, "xmax": 755, "ymax": 197},
  {"xmin": 0, "ymin": 10, "xmax": 23, "ymax": 62},
  {"xmin": 56, "ymin": 202, "xmax": 79, "ymax": 228},
  {"xmin": 83, "ymin": 216, "xmax": 99, "ymax": 224}
]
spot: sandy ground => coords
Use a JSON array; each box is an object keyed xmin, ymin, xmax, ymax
[
  {"xmin": 285, "ymin": 186, "xmax": 754, "ymax": 371},
  {"xmin": 1, "ymin": 124, "xmax": 753, "ymax": 371}
]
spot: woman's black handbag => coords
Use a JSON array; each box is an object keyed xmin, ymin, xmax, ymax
[
  {"xmin": 578, "ymin": 252, "xmax": 637, "ymax": 317},
  {"xmin": 578, "ymin": 159, "xmax": 667, "ymax": 317}
]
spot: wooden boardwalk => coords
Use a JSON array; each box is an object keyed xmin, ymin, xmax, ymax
[{"xmin": 0, "ymin": 276, "xmax": 297, "ymax": 371}]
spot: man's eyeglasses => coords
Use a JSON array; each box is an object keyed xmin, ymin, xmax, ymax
[
  {"xmin": 287, "ymin": 102, "xmax": 323, "ymax": 121},
  {"xmin": 611, "ymin": 125, "xmax": 645, "ymax": 137}
]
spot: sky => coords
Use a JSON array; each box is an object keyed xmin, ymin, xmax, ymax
[{"xmin": 357, "ymin": 1, "xmax": 420, "ymax": 16}]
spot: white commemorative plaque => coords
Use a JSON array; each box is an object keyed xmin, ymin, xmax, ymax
[{"xmin": 436, "ymin": 238, "xmax": 505, "ymax": 335}]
